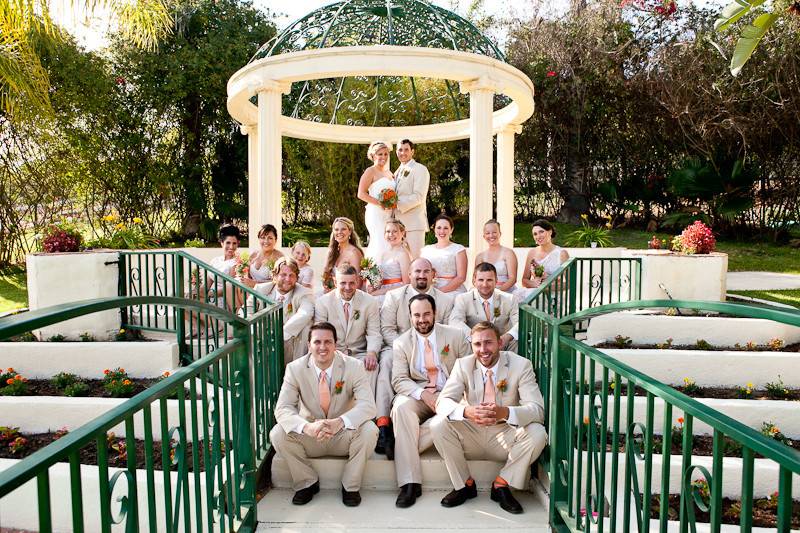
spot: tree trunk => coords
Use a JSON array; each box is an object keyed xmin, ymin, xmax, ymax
[{"xmin": 181, "ymin": 95, "xmax": 206, "ymax": 236}]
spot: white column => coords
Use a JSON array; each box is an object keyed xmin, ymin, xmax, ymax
[
  {"xmin": 496, "ymin": 124, "xmax": 521, "ymax": 249},
  {"xmin": 256, "ymin": 80, "xmax": 290, "ymax": 247},
  {"xmin": 241, "ymin": 124, "xmax": 260, "ymax": 247},
  {"xmin": 461, "ymin": 77, "xmax": 497, "ymax": 261}
]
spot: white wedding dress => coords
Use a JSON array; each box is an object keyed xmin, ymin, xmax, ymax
[{"xmin": 365, "ymin": 176, "xmax": 396, "ymax": 259}]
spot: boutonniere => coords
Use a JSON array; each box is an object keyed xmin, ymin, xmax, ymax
[
  {"xmin": 352, "ymin": 310, "xmax": 361, "ymax": 320},
  {"xmin": 287, "ymin": 303, "xmax": 294, "ymax": 314},
  {"xmin": 497, "ymin": 379, "xmax": 508, "ymax": 392},
  {"xmin": 334, "ymin": 380, "xmax": 345, "ymax": 394},
  {"xmin": 402, "ymin": 169, "xmax": 410, "ymax": 178},
  {"xmin": 440, "ymin": 344, "xmax": 450, "ymax": 356},
  {"xmin": 493, "ymin": 306, "xmax": 501, "ymax": 318}
]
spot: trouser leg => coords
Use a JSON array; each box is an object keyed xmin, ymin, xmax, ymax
[
  {"xmin": 430, "ymin": 417, "xmax": 485, "ymax": 490},
  {"xmin": 391, "ymin": 395, "xmax": 434, "ymax": 486},
  {"xmin": 375, "ymin": 346, "xmax": 395, "ymax": 419}
]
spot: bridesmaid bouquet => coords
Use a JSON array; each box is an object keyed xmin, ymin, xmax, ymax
[
  {"xmin": 531, "ymin": 259, "xmax": 545, "ymax": 278},
  {"xmin": 378, "ymin": 188, "xmax": 397, "ymax": 209},
  {"xmin": 359, "ymin": 257, "xmax": 382, "ymax": 290},
  {"xmin": 234, "ymin": 252, "xmax": 250, "ymax": 278}
]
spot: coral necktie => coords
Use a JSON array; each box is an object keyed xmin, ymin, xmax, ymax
[
  {"xmin": 319, "ymin": 371, "xmax": 331, "ymax": 417},
  {"xmin": 343, "ymin": 302, "xmax": 350, "ymax": 323},
  {"xmin": 483, "ymin": 300, "xmax": 492, "ymax": 321},
  {"xmin": 484, "ymin": 369, "xmax": 496, "ymax": 404},
  {"xmin": 423, "ymin": 338, "xmax": 437, "ymax": 390}
]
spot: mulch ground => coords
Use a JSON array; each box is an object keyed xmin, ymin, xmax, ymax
[
  {"xmin": 649, "ymin": 494, "xmax": 800, "ymax": 526},
  {"xmin": 10, "ymin": 378, "xmax": 157, "ymax": 398},
  {"xmin": 595, "ymin": 341, "xmax": 800, "ymax": 353},
  {"xmin": 0, "ymin": 432, "xmax": 222, "ymax": 472},
  {"xmin": 596, "ymin": 383, "xmax": 800, "ymax": 402}
]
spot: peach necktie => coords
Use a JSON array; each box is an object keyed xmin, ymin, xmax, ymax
[
  {"xmin": 423, "ymin": 338, "xmax": 438, "ymax": 390},
  {"xmin": 343, "ymin": 301, "xmax": 350, "ymax": 323},
  {"xmin": 483, "ymin": 300, "xmax": 492, "ymax": 321},
  {"xmin": 319, "ymin": 371, "xmax": 331, "ymax": 416},
  {"xmin": 484, "ymin": 369, "xmax": 496, "ymax": 404}
]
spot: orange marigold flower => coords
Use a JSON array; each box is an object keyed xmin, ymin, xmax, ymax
[
  {"xmin": 123, "ymin": 379, "xmax": 131, "ymax": 386},
  {"xmin": 14, "ymin": 375, "xmax": 22, "ymax": 381},
  {"xmin": 163, "ymin": 371, "xmax": 170, "ymax": 377},
  {"xmin": 104, "ymin": 369, "xmax": 110, "ymax": 375},
  {"xmin": 119, "ymin": 368, "xmax": 124, "ymax": 373},
  {"xmin": 7, "ymin": 368, "xmax": 13, "ymax": 372},
  {"xmin": 677, "ymin": 417, "xmax": 684, "ymax": 424},
  {"xmin": 5, "ymin": 378, "xmax": 12, "ymax": 385}
]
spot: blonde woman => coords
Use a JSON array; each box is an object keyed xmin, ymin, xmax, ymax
[
  {"xmin": 474, "ymin": 219, "xmax": 518, "ymax": 293},
  {"xmin": 290, "ymin": 240, "xmax": 314, "ymax": 289},
  {"xmin": 322, "ymin": 217, "xmax": 365, "ymax": 292},
  {"xmin": 357, "ymin": 140, "xmax": 395, "ymax": 259},
  {"xmin": 367, "ymin": 219, "xmax": 413, "ymax": 303}
]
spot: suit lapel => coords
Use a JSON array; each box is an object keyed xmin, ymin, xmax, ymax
[
  {"xmin": 328, "ymin": 354, "xmax": 345, "ymax": 416},
  {"xmin": 304, "ymin": 357, "xmax": 322, "ymax": 418},
  {"xmin": 408, "ymin": 333, "xmax": 425, "ymax": 382},
  {"xmin": 495, "ymin": 352, "xmax": 510, "ymax": 407},
  {"xmin": 344, "ymin": 292, "xmax": 358, "ymax": 339},
  {"xmin": 332, "ymin": 292, "xmax": 348, "ymax": 342},
  {"xmin": 472, "ymin": 360, "xmax": 484, "ymax": 405},
  {"xmin": 472, "ymin": 291, "xmax": 484, "ymax": 322},
  {"xmin": 436, "ymin": 325, "xmax": 455, "ymax": 376}
]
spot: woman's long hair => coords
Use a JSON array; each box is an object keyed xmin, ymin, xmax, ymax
[
  {"xmin": 323, "ymin": 217, "xmax": 364, "ymax": 276},
  {"xmin": 386, "ymin": 218, "xmax": 412, "ymax": 259}
]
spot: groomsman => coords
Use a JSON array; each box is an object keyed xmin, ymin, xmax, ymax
[
  {"xmin": 432, "ymin": 322, "xmax": 547, "ymax": 514},
  {"xmin": 375, "ymin": 257, "xmax": 455, "ymax": 457},
  {"xmin": 270, "ymin": 322, "xmax": 378, "ymax": 506},
  {"xmin": 393, "ymin": 139, "xmax": 430, "ymax": 257},
  {"xmin": 390, "ymin": 294, "xmax": 470, "ymax": 508},
  {"xmin": 253, "ymin": 257, "xmax": 315, "ymax": 365},
  {"xmin": 315, "ymin": 265, "xmax": 382, "ymax": 394},
  {"xmin": 449, "ymin": 262, "xmax": 519, "ymax": 352}
]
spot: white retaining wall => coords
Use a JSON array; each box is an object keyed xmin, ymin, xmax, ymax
[{"xmin": 0, "ymin": 341, "xmax": 178, "ymax": 379}]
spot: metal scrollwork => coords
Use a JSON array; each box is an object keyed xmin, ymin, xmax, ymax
[
  {"xmin": 683, "ymin": 464, "xmax": 713, "ymax": 528},
  {"xmin": 167, "ymin": 426, "xmax": 187, "ymax": 531},
  {"xmin": 108, "ymin": 470, "xmax": 135, "ymax": 526}
]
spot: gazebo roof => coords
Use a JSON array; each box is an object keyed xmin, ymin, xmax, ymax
[{"xmin": 248, "ymin": 0, "xmax": 507, "ymax": 127}]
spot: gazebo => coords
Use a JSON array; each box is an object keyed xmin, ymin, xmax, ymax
[{"xmin": 226, "ymin": 0, "xmax": 535, "ymax": 256}]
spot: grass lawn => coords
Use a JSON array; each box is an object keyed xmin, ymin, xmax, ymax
[
  {"xmin": 728, "ymin": 289, "xmax": 800, "ymax": 309},
  {"xmin": 0, "ymin": 266, "xmax": 28, "ymax": 314}
]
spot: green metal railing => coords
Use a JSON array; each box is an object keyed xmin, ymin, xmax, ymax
[
  {"xmin": 520, "ymin": 262, "xmax": 800, "ymax": 532},
  {"xmin": 0, "ymin": 295, "xmax": 283, "ymax": 532},
  {"xmin": 118, "ymin": 250, "xmax": 284, "ymax": 462}
]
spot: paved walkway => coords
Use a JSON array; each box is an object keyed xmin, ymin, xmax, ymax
[{"xmin": 727, "ymin": 272, "xmax": 800, "ymax": 291}]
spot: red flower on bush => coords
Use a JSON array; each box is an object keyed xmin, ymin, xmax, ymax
[
  {"xmin": 546, "ymin": 70, "xmax": 557, "ymax": 78},
  {"xmin": 679, "ymin": 221, "xmax": 716, "ymax": 254}
]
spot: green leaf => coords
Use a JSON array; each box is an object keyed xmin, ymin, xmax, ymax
[
  {"xmin": 714, "ymin": 0, "xmax": 766, "ymax": 32},
  {"xmin": 730, "ymin": 12, "xmax": 781, "ymax": 76}
]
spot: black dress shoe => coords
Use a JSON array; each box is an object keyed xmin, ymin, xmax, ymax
[
  {"xmin": 376, "ymin": 426, "xmax": 395, "ymax": 458},
  {"xmin": 440, "ymin": 482, "xmax": 477, "ymax": 508},
  {"xmin": 342, "ymin": 485, "xmax": 362, "ymax": 507},
  {"xmin": 491, "ymin": 485, "xmax": 523, "ymax": 514},
  {"xmin": 292, "ymin": 481, "xmax": 319, "ymax": 505},
  {"xmin": 395, "ymin": 483, "xmax": 422, "ymax": 508}
]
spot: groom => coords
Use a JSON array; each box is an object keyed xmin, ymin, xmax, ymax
[{"xmin": 394, "ymin": 139, "xmax": 430, "ymax": 257}]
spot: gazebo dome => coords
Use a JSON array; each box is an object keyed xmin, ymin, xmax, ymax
[{"xmin": 248, "ymin": 0, "xmax": 507, "ymax": 127}]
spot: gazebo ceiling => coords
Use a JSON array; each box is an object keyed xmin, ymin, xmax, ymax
[{"xmin": 248, "ymin": 0, "xmax": 509, "ymax": 127}]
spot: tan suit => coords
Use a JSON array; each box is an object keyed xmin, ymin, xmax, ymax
[
  {"xmin": 375, "ymin": 285, "xmax": 455, "ymax": 419},
  {"xmin": 315, "ymin": 289, "xmax": 382, "ymax": 394},
  {"xmin": 254, "ymin": 282, "xmax": 315, "ymax": 365},
  {"xmin": 393, "ymin": 159, "xmax": 430, "ymax": 256},
  {"xmin": 432, "ymin": 351, "xmax": 547, "ymax": 490},
  {"xmin": 449, "ymin": 289, "xmax": 519, "ymax": 352},
  {"xmin": 390, "ymin": 324, "xmax": 470, "ymax": 486},
  {"xmin": 270, "ymin": 352, "xmax": 378, "ymax": 491}
]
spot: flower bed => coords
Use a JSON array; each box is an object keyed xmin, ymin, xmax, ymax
[
  {"xmin": 0, "ymin": 369, "xmax": 174, "ymax": 399},
  {"xmin": 594, "ymin": 382, "xmax": 800, "ymax": 402},
  {"xmin": 648, "ymin": 493, "xmax": 800, "ymax": 527}
]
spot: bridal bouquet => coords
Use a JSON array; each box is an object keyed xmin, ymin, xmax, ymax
[
  {"xmin": 378, "ymin": 188, "xmax": 397, "ymax": 209},
  {"xmin": 360, "ymin": 257, "xmax": 382, "ymax": 290},
  {"xmin": 234, "ymin": 252, "xmax": 250, "ymax": 278}
]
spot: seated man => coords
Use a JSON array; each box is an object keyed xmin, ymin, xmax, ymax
[
  {"xmin": 376, "ymin": 257, "xmax": 455, "ymax": 457},
  {"xmin": 254, "ymin": 257, "xmax": 314, "ymax": 365},
  {"xmin": 449, "ymin": 262, "xmax": 518, "ymax": 352},
  {"xmin": 315, "ymin": 265, "xmax": 382, "ymax": 395},
  {"xmin": 432, "ymin": 321, "xmax": 547, "ymax": 515},
  {"xmin": 391, "ymin": 294, "xmax": 470, "ymax": 508},
  {"xmin": 270, "ymin": 322, "xmax": 378, "ymax": 507}
]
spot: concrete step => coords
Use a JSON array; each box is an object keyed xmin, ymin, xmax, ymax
[
  {"xmin": 255, "ymin": 487, "xmax": 550, "ymax": 532},
  {"xmin": 271, "ymin": 449, "xmax": 522, "ymax": 491}
]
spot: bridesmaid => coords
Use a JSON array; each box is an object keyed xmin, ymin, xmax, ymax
[
  {"xmin": 243, "ymin": 224, "xmax": 284, "ymax": 288},
  {"xmin": 322, "ymin": 217, "xmax": 365, "ymax": 292},
  {"xmin": 420, "ymin": 213, "xmax": 467, "ymax": 293},
  {"xmin": 520, "ymin": 219, "xmax": 569, "ymax": 292},
  {"xmin": 474, "ymin": 219, "xmax": 518, "ymax": 293},
  {"xmin": 367, "ymin": 219, "xmax": 413, "ymax": 303}
]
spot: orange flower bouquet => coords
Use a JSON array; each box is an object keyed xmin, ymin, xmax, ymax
[{"xmin": 379, "ymin": 188, "xmax": 397, "ymax": 209}]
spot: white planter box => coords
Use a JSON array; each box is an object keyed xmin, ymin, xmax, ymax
[
  {"xmin": 599, "ymin": 349, "xmax": 800, "ymax": 388},
  {"xmin": 26, "ymin": 251, "xmax": 120, "ymax": 340},
  {"xmin": 0, "ymin": 341, "xmax": 178, "ymax": 379},
  {"xmin": 587, "ymin": 312, "xmax": 800, "ymax": 347},
  {"xmin": 626, "ymin": 249, "xmax": 728, "ymax": 302}
]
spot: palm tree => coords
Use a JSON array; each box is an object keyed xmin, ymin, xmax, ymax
[{"xmin": 1, "ymin": 0, "xmax": 173, "ymax": 119}]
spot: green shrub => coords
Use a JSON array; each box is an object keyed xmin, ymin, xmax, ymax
[
  {"xmin": 51, "ymin": 372, "xmax": 80, "ymax": 390},
  {"xmin": 64, "ymin": 382, "xmax": 90, "ymax": 397}
]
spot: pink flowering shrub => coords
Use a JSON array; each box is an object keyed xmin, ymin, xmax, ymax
[
  {"xmin": 41, "ymin": 222, "xmax": 82, "ymax": 253},
  {"xmin": 679, "ymin": 221, "xmax": 716, "ymax": 254}
]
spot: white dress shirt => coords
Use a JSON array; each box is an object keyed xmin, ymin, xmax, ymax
[
  {"xmin": 272, "ymin": 288, "xmax": 293, "ymax": 314},
  {"xmin": 411, "ymin": 329, "xmax": 447, "ymax": 400},
  {"xmin": 448, "ymin": 359, "xmax": 519, "ymax": 426},
  {"xmin": 293, "ymin": 363, "xmax": 354, "ymax": 434},
  {"xmin": 474, "ymin": 292, "xmax": 518, "ymax": 342}
]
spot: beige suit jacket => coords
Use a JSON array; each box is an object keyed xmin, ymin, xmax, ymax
[
  {"xmin": 254, "ymin": 282, "xmax": 315, "ymax": 341},
  {"xmin": 393, "ymin": 159, "xmax": 430, "ymax": 232},
  {"xmin": 435, "ymin": 351, "xmax": 545, "ymax": 428},
  {"xmin": 380, "ymin": 285, "xmax": 454, "ymax": 347},
  {"xmin": 449, "ymin": 288, "xmax": 519, "ymax": 338},
  {"xmin": 315, "ymin": 289, "xmax": 382, "ymax": 355},
  {"xmin": 275, "ymin": 351, "xmax": 377, "ymax": 434},
  {"xmin": 391, "ymin": 323, "xmax": 471, "ymax": 398}
]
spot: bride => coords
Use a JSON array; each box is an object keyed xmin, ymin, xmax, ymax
[{"xmin": 357, "ymin": 140, "xmax": 396, "ymax": 259}]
